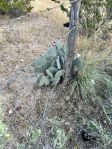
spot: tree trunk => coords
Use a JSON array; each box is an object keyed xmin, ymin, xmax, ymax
[{"xmin": 64, "ymin": 0, "xmax": 81, "ymax": 85}]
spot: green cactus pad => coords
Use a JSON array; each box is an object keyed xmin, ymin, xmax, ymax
[
  {"xmin": 55, "ymin": 70, "xmax": 64, "ymax": 78},
  {"xmin": 56, "ymin": 56, "xmax": 61, "ymax": 70},
  {"xmin": 37, "ymin": 73, "xmax": 44, "ymax": 84},
  {"xmin": 55, "ymin": 41, "xmax": 61, "ymax": 50},
  {"xmin": 60, "ymin": 56, "xmax": 65, "ymax": 66},
  {"xmin": 32, "ymin": 57, "xmax": 51, "ymax": 73},
  {"xmin": 51, "ymin": 59, "xmax": 57, "ymax": 67},
  {"xmin": 46, "ymin": 69, "xmax": 54, "ymax": 78},
  {"xmin": 39, "ymin": 76, "xmax": 50, "ymax": 87},
  {"xmin": 73, "ymin": 57, "xmax": 83, "ymax": 70},
  {"xmin": 47, "ymin": 67, "xmax": 58, "ymax": 75}
]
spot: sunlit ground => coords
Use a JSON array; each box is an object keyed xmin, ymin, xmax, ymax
[{"xmin": 31, "ymin": 0, "xmax": 69, "ymax": 23}]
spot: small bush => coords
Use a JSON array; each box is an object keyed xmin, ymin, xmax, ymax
[
  {"xmin": 70, "ymin": 48, "xmax": 112, "ymax": 147},
  {"xmin": 0, "ymin": 0, "xmax": 33, "ymax": 17}
]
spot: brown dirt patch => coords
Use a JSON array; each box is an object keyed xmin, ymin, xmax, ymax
[
  {"xmin": 0, "ymin": 13, "xmax": 69, "ymax": 148},
  {"xmin": 0, "ymin": 13, "xmax": 67, "ymax": 85}
]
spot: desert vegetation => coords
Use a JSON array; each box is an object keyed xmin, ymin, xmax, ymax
[{"xmin": 0, "ymin": 0, "xmax": 112, "ymax": 149}]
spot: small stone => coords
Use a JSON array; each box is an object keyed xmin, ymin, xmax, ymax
[
  {"xmin": 66, "ymin": 96, "xmax": 70, "ymax": 101},
  {"xmin": 8, "ymin": 109, "xmax": 13, "ymax": 115},
  {"xmin": 20, "ymin": 59, "xmax": 24, "ymax": 62},
  {"xmin": 15, "ymin": 65, "xmax": 19, "ymax": 69},
  {"xmin": 91, "ymin": 79, "xmax": 95, "ymax": 84}
]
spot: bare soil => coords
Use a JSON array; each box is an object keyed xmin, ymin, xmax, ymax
[
  {"xmin": 0, "ymin": 13, "xmax": 69, "ymax": 148},
  {"xmin": 0, "ymin": 13, "xmax": 67, "ymax": 85}
]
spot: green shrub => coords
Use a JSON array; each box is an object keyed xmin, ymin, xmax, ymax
[
  {"xmin": 0, "ymin": 0, "xmax": 33, "ymax": 17},
  {"xmin": 70, "ymin": 49, "xmax": 112, "ymax": 147},
  {"xmin": 0, "ymin": 0, "xmax": 10, "ymax": 14},
  {"xmin": 51, "ymin": 0, "xmax": 112, "ymax": 36}
]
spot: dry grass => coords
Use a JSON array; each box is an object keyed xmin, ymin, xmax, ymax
[
  {"xmin": 0, "ymin": 5, "xmax": 112, "ymax": 148},
  {"xmin": 0, "ymin": 13, "xmax": 67, "ymax": 85},
  {"xmin": 0, "ymin": 12, "xmax": 68, "ymax": 148},
  {"xmin": 0, "ymin": 27, "xmax": 6, "ymax": 43},
  {"xmin": 31, "ymin": 0, "xmax": 69, "ymax": 24}
]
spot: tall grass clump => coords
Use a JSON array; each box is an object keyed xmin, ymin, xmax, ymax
[{"xmin": 70, "ymin": 47, "xmax": 112, "ymax": 148}]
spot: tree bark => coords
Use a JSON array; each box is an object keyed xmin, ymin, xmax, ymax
[{"xmin": 64, "ymin": 0, "xmax": 81, "ymax": 85}]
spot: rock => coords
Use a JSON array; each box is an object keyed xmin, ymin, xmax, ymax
[
  {"xmin": 8, "ymin": 109, "xmax": 13, "ymax": 115},
  {"xmin": 8, "ymin": 8, "xmax": 24, "ymax": 18}
]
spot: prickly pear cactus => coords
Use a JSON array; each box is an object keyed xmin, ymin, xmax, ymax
[{"xmin": 32, "ymin": 42, "xmax": 83, "ymax": 87}]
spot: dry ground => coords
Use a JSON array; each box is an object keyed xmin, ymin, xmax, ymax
[
  {"xmin": 0, "ymin": 13, "xmax": 67, "ymax": 85},
  {"xmin": 0, "ymin": 12, "xmax": 69, "ymax": 148},
  {"xmin": 31, "ymin": 0, "xmax": 69, "ymax": 23},
  {"xmin": 0, "ymin": 10, "xmax": 112, "ymax": 149}
]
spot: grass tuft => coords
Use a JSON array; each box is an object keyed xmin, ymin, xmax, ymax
[{"xmin": 69, "ymin": 47, "xmax": 112, "ymax": 148}]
